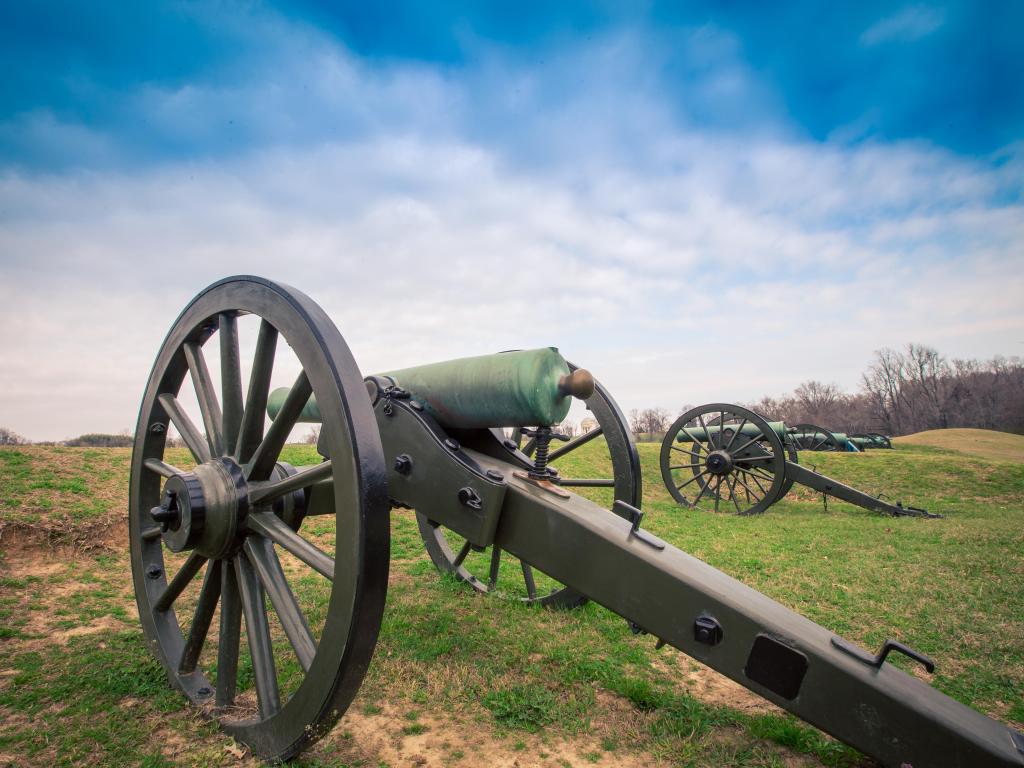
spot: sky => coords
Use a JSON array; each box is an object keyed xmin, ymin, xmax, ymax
[{"xmin": 1, "ymin": 1, "xmax": 1022, "ymax": 441}]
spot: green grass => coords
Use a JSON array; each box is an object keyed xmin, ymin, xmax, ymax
[{"xmin": 0, "ymin": 441, "xmax": 1020, "ymax": 767}]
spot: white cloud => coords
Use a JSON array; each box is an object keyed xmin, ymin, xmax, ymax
[
  {"xmin": 861, "ymin": 5, "xmax": 946, "ymax": 46},
  {"xmin": 0, "ymin": 17, "xmax": 1020, "ymax": 441},
  {"xmin": 1, "ymin": 127, "xmax": 1021, "ymax": 440}
]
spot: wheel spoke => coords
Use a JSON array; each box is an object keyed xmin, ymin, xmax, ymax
[
  {"xmin": 713, "ymin": 476, "xmax": 722, "ymax": 513},
  {"xmin": 244, "ymin": 537, "xmax": 317, "ymax": 673},
  {"xmin": 692, "ymin": 474, "xmax": 713, "ymax": 506},
  {"xmin": 521, "ymin": 560, "xmax": 538, "ymax": 600},
  {"xmin": 487, "ymin": 547, "xmax": 502, "ymax": 589},
  {"xmin": 679, "ymin": 426, "xmax": 710, "ymax": 451},
  {"xmin": 733, "ymin": 471, "xmax": 762, "ymax": 503},
  {"xmin": 236, "ymin": 320, "xmax": 278, "ymax": 464},
  {"xmin": 158, "ymin": 394, "xmax": 213, "ymax": 464},
  {"xmin": 220, "ymin": 314, "xmax": 244, "ymax": 457},
  {"xmin": 736, "ymin": 466, "xmax": 769, "ymax": 495},
  {"xmin": 184, "ymin": 341, "xmax": 224, "ymax": 457},
  {"xmin": 179, "ymin": 559, "xmax": 222, "ymax": 674},
  {"xmin": 247, "ymin": 371, "xmax": 311, "ymax": 482},
  {"xmin": 731, "ymin": 433, "xmax": 769, "ymax": 456},
  {"xmin": 249, "ymin": 460, "xmax": 333, "ymax": 506},
  {"xmin": 144, "ymin": 458, "xmax": 184, "ymax": 479},
  {"xmin": 216, "ymin": 557, "xmax": 242, "ymax": 707},
  {"xmin": 697, "ymin": 414, "xmax": 716, "ymax": 450},
  {"xmin": 452, "ymin": 540, "xmax": 472, "ymax": 569},
  {"xmin": 736, "ymin": 455, "xmax": 774, "ymax": 464},
  {"xmin": 670, "ymin": 445, "xmax": 705, "ymax": 459},
  {"xmin": 725, "ymin": 419, "xmax": 746, "ymax": 451},
  {"xmin": 675, "ymin": 468, "xmax": 709, "ymax": 491},
  {"xmin": 247, "ymin": 511, "xmax": 334, "ymax": 580},
  {"xmin": 235, "ymin": 555, "xmax": 280, "ymax": 719},
  {"xmin": 154, "ymin": 552, "xmax": 207, "ymax": 613},
  {"xmin": 547, "ymin": 427, "xmax": 603, "ymax": 462},
  {"xmin": 727, "ymin": 476, "xmax": 743, "ymax": 514}
]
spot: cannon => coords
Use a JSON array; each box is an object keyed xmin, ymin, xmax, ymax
[
  {"xmin": 130, "ymin": 277, "xmax": 1022, "ymax": 765},
  {"xmin": 788, "ymin": 424, "xmax": 869, "ymax": 452},
  {"xmin": 850, "ymin": 432, "xmax": 894, "ymax": 449},
  {"xmin": 266, "ymin": 351, "xmax": 643, "ymax": 608},
  {"xmin": 789, "ymin": 427, "xmax": 893, "ymax": 452},
  {"xmin": 660, "ymin": 404, "xmax": 937, "ymax": 517}
]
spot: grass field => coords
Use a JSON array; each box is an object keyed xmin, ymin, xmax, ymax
[
  {"xmin": 894, "ymin": 427, "xmax": 1024, "ymax": 464},
  {"xmin": 0, "ymin": 433, "xmax": 1022, "ymax": 767}
]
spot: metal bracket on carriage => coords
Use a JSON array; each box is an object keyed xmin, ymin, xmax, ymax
[
  {"xmin": 891, "ymin": 501, "xmax": 942, "ymax": 519},
  {"xmin": 613, "ymin": 500, "xmax": 666, "ymax": 551},
  {"xmin": 831, "ymin": 635, "xmax": 936, "ymax": 674}
]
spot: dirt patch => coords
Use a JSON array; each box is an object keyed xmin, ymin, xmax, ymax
[
  {"xmin": 0, "ymin": 544, "xmax": 137, "ymax": 652},
  {"xmin": 651, "ymin": 655, "xmax": 780, "ymax": 715},
  {"xmin": 319, "ymin": 700, "xmax": 663, "ymax": 768}
]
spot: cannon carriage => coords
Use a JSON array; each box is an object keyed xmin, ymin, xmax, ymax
[
  {"xmin": 130, "ymin": 277, "xmax": 1021, "ymax": 766},
  {"xmin": 787, "ymin": 425, "xmax": 893, "ymax": 452},
  {"xmin": 659, "ymin": 405, "xmax": 936, "ymax": 518}
]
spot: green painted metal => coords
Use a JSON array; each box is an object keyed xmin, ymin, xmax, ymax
[
  {"xmin": 380, "ymin": 397, "xmax": 1021, "ymax": 767},
  {"xmin": 382, "ymin": 347, "xmax": 573, "ymax": 428},
  {"xmin": 674, "ymin": 420, "xmax": 788, "ymax": 441},
  {"xmin": 270, "ymin": 347, "xmax": 575, "ymax": 429}
]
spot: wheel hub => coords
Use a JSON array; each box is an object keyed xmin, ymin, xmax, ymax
[
  {"xmin": 151, "ymin": 457, "xmax": 249, "ymax": 558},
  {"xmin": 705, "ymin": 450, "xmax": 734, "ymax": 476}
]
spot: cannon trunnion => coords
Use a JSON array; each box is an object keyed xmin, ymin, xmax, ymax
[{"xmin": 130, "ymin": 276, "xmax": 1022, "ymax": 766}]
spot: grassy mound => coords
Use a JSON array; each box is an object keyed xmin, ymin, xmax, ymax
[
  {"xmin": 0, "ymin": 442, "xmax": 1020, "ymax": 767},
  {"xmin": 894, "ymin": 427, "xmax": 1024, "ymax": 463}
]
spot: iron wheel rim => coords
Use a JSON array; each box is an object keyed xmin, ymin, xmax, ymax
[{"xmin": 129, "ymin": 276, "xmax": 389, "ymax": 760}]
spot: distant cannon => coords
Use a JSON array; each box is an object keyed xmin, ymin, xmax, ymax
[
  {"xmin": 660, "ymin": 404, "xmax": 935, "ymax": 518},
  {"xmin": 788, "ymin": 426, "xmax": 893, "ymax": 452},
  {"xmin": 129, "ymin": 277, "xmax": 1018, "ymax": 766},
  {"xmin": 850, "ymin": 432, "xmax": 894, "ymax": 449}
]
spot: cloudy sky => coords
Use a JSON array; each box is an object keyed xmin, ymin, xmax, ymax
[{"xmin": 1, "ymin": 2, "xmax": 1022, "ymax": 441}]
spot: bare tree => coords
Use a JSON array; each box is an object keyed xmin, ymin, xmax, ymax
[
  {"xmin": 0, "ymin": 427, "xmax": 27, "ymax": 445},
  {"xmin": 303, "ymin": 426, "xmax": 321, "ymax": 445}
]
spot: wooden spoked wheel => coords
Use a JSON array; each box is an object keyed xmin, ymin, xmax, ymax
[
  {"xmin": 789, "ymin": 423, "xmax": 841, "ymax": 452},
  {"xmin": 660, "ymin": 404, "xmax": 786, "ymax": 516},
  {"xmin": 416, "ymin": 363, "xmax": 641, "ymax": 608},
  {"xmin": 129, "ymin": 276, "xmax": 389, "ymax": 760}
]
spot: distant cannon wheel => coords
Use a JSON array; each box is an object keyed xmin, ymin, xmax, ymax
[
  {"xmin": 868, "ymin": 433, "xmax": 893, "ymax": 449},
  {"xmin": 417, "ymin": 363, "xmax": 641, "ymax": 608},
  {"xmin": 660, "ymin": 404, "xmax": 786, "ymax": 516},
  {"xmin": 129, "ymin": 277, "xmax": 389, "ymax": 761},
  {"xmin": 850, "ymin": 433, "xmax": 878, "ymax": 449},
  {"xmin": 776, "ymin": 441, "xmax": 800, "ymax": 500},
  {"xmin": 789, "ymin": 423, "xmax": 841, "ymax": 452}
]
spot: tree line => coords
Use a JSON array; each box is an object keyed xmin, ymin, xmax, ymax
[
  {"xmin": 2, "ymin": 345, "xmax": 1020, "ymax": 446},
  {"xmin": 629, "ymin": 344, "xmax": 1024, "ymax": 439}
]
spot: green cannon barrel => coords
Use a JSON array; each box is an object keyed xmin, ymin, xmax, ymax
[
  {"xmin": 848, "ymin": 437, "xmax": 873, "ymax": 449},
  {"xmin": 675, "ymin": 421, "xmax": 788, "ymax": 442},
  {"xmin": 268, "ymin": 347, "xmax": 583, "ymax": 429}
]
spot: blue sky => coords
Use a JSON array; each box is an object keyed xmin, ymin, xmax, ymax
[{"xmin": 1, "ymin": 1, "xmax": 1022, "ymax": 439}]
